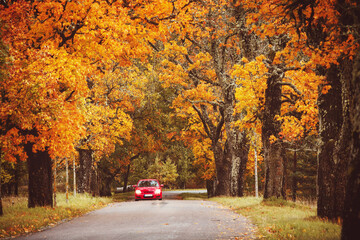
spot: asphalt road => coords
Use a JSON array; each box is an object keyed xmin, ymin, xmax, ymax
[{"xmin": 16, "ymin": 190, "xmax": 256, "ymax": 240}]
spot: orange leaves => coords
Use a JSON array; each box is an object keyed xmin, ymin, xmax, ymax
[
  {"xmin": 0, "ymin": 0, "xmax": 153, "ymax": 163},
  {"xmin": 0, "ymin": 128, "xmax": 26, "ymax": 162}
]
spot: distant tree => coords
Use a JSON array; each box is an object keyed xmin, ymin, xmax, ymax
[
  {"xmin": 161, "ymin": 158, "xmax": 179, "ymax": 188},
  {"xmin": 148, "ymin": 157, "xmax": 179, "ymax": 188}
]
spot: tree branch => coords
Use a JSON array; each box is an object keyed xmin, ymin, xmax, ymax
[
  {"xmin": 192, "ymin": 104, "xmax": 212, "ymax": 139},
  {"xmin": 277, "ymin": 81, "xmax": 302, "ymax": 95}
]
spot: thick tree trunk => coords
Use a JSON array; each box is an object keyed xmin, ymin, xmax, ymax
[
  {"xmin": 213, "ymin": 143, "xmax": 231, "ymax": 196},
  {"xmin": 77, "ymin": 149, "xmax": 93, "ymax": 194},
  {"xmin": 206, "ymin": 178, "xmax": 216, "ymax": 198},
  {"xmin": 26, "ymin": 143, "xmax": 53, "ymax": 208},
  {"xmin": 236, "ymin": 132, "xmax": 250, "ymax": 197},
  {"xmin": 99, "ymin": 177, "xmax": 112, "ymax": 197},
  {"xmin": 213, "ymin": 130, "xmax": 249, "ymax": 197},
  {"xmin": 317, "ymin": 62, "xmax": 351, "ymax": 219},
  {"xmin": 218, "ymin": 84, "xmax": 250, "ymax": 197},
  {"xmin": 123, "ymin": 164, "xmax": 131, "ymax": 193},
  {"xmin": 262, "ymin": 75, "xmax": 286, "ymax": 199},
  {"xmin": 341, "ymin": 50, "xmax": 360, "ymax": 240}
]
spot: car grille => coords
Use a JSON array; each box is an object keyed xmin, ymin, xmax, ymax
[{"xmin": 143, "ymin": 190, "xmax": 154, "ymax": 194}]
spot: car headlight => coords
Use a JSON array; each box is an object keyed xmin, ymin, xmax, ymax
[
  {"xmin": 135, "ymin": 190, "xmax": 142, "ymax": 195},
  {"xmin": 155, "ymin": 189, "xmax": 161, "ymax": 195}
]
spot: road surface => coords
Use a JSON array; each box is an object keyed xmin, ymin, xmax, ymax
[{"xmin": 16, "ymin": 190, "xmax": 256, "ymax": 240}]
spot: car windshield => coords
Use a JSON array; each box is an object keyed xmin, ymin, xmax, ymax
[{"xmin": 138, "ymin": 180, "xmax": 159, "ymax": 187}]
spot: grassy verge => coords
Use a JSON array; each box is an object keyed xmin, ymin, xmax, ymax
[
  {"xmin": 179, "ymin": 192, "xmax": 208, "ymax": 200},
  {"xmin": 112, "ymin": 191, "xmax": 134, "ymax": 202},
  {"xmin": 0, "ymin": 193, "xmax": 113, "ymax": 239},
  {"xmin": 179, "ymin": 192, "xmax": 340, "ymax": 239},
  {"xmin": 211, "ymin": 196, "xmax": 341, "ymax": 240}
]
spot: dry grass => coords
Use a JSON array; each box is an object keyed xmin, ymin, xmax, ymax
[
  {"xmin": 211, "ymin": 196, "xmax": 341, "ymax": 240},
  {"xmin": 0, "ymin": 193, "xmax": 112, "ymax": 239}
]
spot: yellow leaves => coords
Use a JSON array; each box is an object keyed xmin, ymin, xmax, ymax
[
  {"xmin": 232, "ymin": 56, "xmax": 267, "ymax": 131},
  {"xmin": 192, "ymin": 137, "xmax": 215, "ymax": 180}
]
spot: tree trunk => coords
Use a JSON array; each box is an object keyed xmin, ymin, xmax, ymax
[
  {"xmin": 90, "ymin": 166, "xmax": 98, "ymax": 197},
  {"xmin": 14, "ymin": 157, "xmax": 19, "ymax": 196},
  {"xmin": 65, "ymin": 157, "xmax": 69, "ymax": 203},
  {"xmin": 123, "ymin": 164, "xmax": 131, "ymax": 193},
  {"xmin": 73, "ymin": 156, "xmax": 76, "ymax": 197},
  {"xmin": 236, "ymin": 132, "xmax": 250, "ymax": 197},
  {"xmin": 0, "ymin": 185, "xmax": 2, "ymax": 216},
  {"xmin": 99, "ymin": 177, "xmax": 112, "ymax": 197},
  {"xmin": 53, "ymin": 158, "xmax": 57, "ymax": 207},
  {"xmin": 292, "ymin": 149, "xmax": 297, "ymax": 202},
  {"xmin": 341, "ymin": 49, "xmax": 360, "ymax": 240},
  {"xmin": 254, "ymin": 147, "xmax": 259, "ymax": 198},
  {"xmin": 0, "ymin": 157, "xmax": 3, "ymax": 216},
  {"xmin": 262, "ymin": 74, "xmax": 286, "ymax": 199},
  {"xmin": 26, "ymin": 143, "xmax": 53, "ymax": 208},
  {"xmin": 206, "ymin": 178, "xmax": 216, "ymax": 198},
  {"xmin": 213, "ymin": 143, "xmax": 231, "ymax": 196},
  {"xmin": 77, "ymin": 149, "xmax": 93, "ymax": 194},
  {"xmin": 317, "ymin": 62, "xmax": 351, "ymax": 219}
]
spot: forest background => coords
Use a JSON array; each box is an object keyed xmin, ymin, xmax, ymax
[{"xmin": 0, "ymin": 0, "xmax": 359, "ymax": 239}]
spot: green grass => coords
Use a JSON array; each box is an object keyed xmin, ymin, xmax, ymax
[
  {"xmin": 0, "ymin": 193, "xmax": 113, "ymax": 238},
  {"xmin": 210, "ymin": 196, "xmax": 341, "ymax": 240}
]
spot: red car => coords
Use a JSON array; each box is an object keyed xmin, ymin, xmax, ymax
[{"xmin": 134, "ymin": 179, "xmax": 163, "ymax": 201}]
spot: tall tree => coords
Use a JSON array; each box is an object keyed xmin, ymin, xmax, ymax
[
  {"xmin": 0, "ymin": 0, "xmax": 151, "ymax": 205},
  {"xmin": 152, "ymin": 0, "xmax": 255, "ymax": 196},
  {"xmin": 241, "ymin": 0, "xmax": 358, "ymax": 218},
  {"xmin": 238, "ymin": 0, "xmax": 353, "ymax": 203},
  {"xmin": 342, "ymin": 46, "xmax": 360, "ymax": 240},
  {"xmin": 0, "ymin": 25, "xmax": 8, "ymax": 215}
]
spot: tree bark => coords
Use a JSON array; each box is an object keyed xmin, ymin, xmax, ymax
[
  {"xmin": 292, "ymin": 149, "xmax": 297, "ymax": 202},
  {"xmin": 236, "ymin": 132, "xmax": 250, "ymax": 197},
  {"xmin": 254, "ymin": 147, "xmax": 259, "ymax": 198},
  {"xmin": 317, "ymin": 62, "xmax": 351, "ymax": 219},
  {"xmin": 99, "ymin": 177, "xmax": 112, "ymax": 197},
  {"xmin": 0, "ymin": 157, "xmax": 3, "ymax": 216},
  {"xmin": 90, "ymin": 166, "xmax": 99, "ymax": 197},
  {"xmin": 77, "ymin": 149, "xmax": 93, "ymax": 194},
  {"xmin": 14, "ymin": 157, "xmax": 19, "ymax": 196},
  {"xmin": 26, "ymin": 143, "xmax": 53, "ymax": 208},
  {"xmin": 213, "ymin": 142, "xmax": 231, "ymax": 196},
  {"xmin": 206, "ymin": 178, "xmax": 216, "ymax": 198},
  {"xmin": 53, "ymin": 158, "xmax": 57, "ymax": 207},
  {"xmin": 73, "ymin": 156, "xmax": 76, "ymax": 197},
  {"xmin": 341, "ymin": 49, "xmax": 360, "ymax": 240},
  {"xmin": 65, "ymin": 157, "xmax": 69, "ymax": 203},
  {"xmin": 0, "ymin": 185, "xmax": 2, "ymax": 216},
  {"xmin": 262, "ymin": 74, "xmax": 286, "ymax": 199},
  {"xmin": 123, "ymin": 164, "xmax": 131, "ymax": 193}
]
